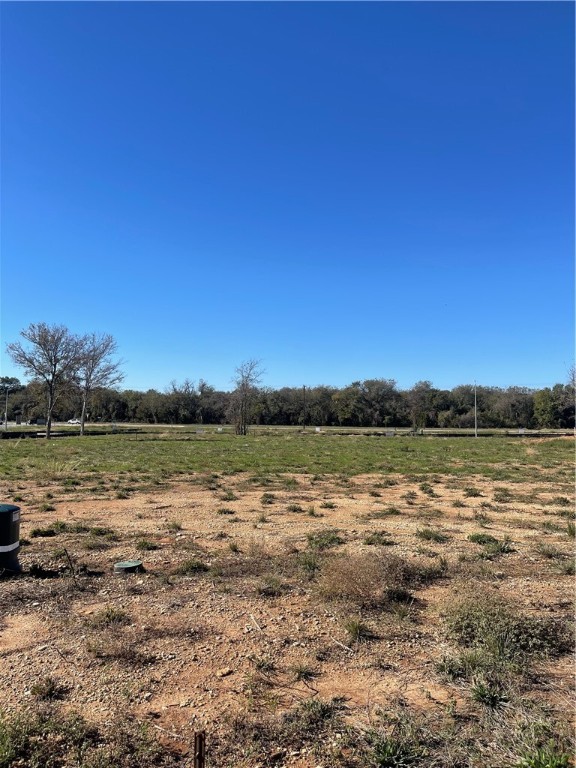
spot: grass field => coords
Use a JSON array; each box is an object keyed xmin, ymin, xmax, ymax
[
  {"xmin": 0, "ymin": 428, "xmax": 573, "ymax": 483},
  {"xmin": 0, "ymin": 431, "xmax": 574, "ymax": 767}
]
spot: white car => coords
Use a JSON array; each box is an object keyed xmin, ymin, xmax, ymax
[{"xmin": 68, "ymin": 418, "xmax": 81, "ymax": 425}]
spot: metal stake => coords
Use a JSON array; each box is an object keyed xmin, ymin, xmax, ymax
[{"xmin": 194, "ymin": 731, "xmax": 206, "ymax": 768}]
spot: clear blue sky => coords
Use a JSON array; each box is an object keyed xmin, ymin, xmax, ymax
[{"xmin": 1, "ymin": 1, "xmax": 574, "ymax": 393}]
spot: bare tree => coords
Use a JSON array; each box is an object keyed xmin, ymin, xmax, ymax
[
  {"xmin": 77, "ymin": 333, "xmax": 124, "ymax": 435},
  {"xmin": 6, "ymin": 323, "xmax": 83, "ymax": 438},
  {"xmin": 228, "ymin": 359, "xmax": 264, "ymax": 435}
]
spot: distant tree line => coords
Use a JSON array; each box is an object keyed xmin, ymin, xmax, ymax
[
  {"xmin": 3, "ymin": 373, "xmax": 574, "ymax": 431},
  {"xmin": 4, "ymin": 323, "xmax": 574, "ymax": 432}
]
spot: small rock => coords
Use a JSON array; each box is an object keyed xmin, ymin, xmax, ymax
[{"xmin": 216, "ymin": 667, "xmax": 233, "ymax": 678}]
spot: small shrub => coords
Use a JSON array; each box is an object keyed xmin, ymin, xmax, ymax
[
  {"xmin": 452, "ymin": 499, "xmax": 466, "ymax": 508},
  {"xmin": 285, "ymin": 697, "xmax": 343, "ymax": 728},
  {"xmin": 493, "ymin": 488, "xmax": 514, "ymax": 503},
  {"xmin": 551, "ymin": 496, "xmax": 571, "ymax": 507},
  {"xmin": 0, "ymin": 707, "xmax": 169, "ymax": 767},
  {"xmin": 292, "ymin": 664, "xmax": 318, "ymax": 682},
  {"xmin": 39, "ymin": 503, "xmax": 56, "ymax": 512},
  {"xmin": 416, "ymin": 528, "xmax": 449, "ymax": 543},
  {"xmin": 419, "ymin": 482, "xmax": 437, "ymax": 497},
  {"xmin": 115, "ymin": 490, "xmax": 130, "ymax": 499},
  {"xmin": 0, "ymin": 708, "xmax": 98, "ymax": 767},
  {"xmin": 463, "ymin": 486, "xmax": 482, "ymax": 498},
  {"xmin": 318, "ymin": 552, "xmax": 412, "ymax": 608},
  {"xmin": 436, "ymin": 649, "xmax": 492, "ymax": 681},
  {"xmin": 479, "ymin": 537, "xmax": 515, "ymax": 559},
  {"xmin": 89, "ymin": 526, "xmax": 116, "ymax": 537},
  {"xmin": 401, "ymin": 491, "xmax": 417, "ymax": 505},
  {"xmin": 166, "ymin": 520, "xmax": 182, "ymax": 532},
  {"xmin": 217, "ymin": 507, "xmax": 235, "ymax": 515},
  {"xmin": 89, "ymin": 606, "xmax": 130, "ymax": 628},
  {"xmin": 257, "ymin": 575, "xmax": 287, "ymax": 597},
  {"xmin": 63, "ymin": 478, "xmax": 81, "ymax": 487},
  {"xmin": 83, "ymin": 536, "xmax": 111, "ymax": 551},
  {"xmin": 557, "ymin": 559, "xmax": 575, "ymax": 575},
  {"xmin": 376, "ymin": 478, "xmax": 398, "ymax": 488},
  {"xmin": 470, "ymin": 675, "xmax": 508, "ymax": 709},
  {"xmin": 220, "ymin": 490, "xmax": 238, "ymax": 501},
  {"xmin": 68, "ymin": 522, "xmax": 89, "ymax": 533},
  {"xmin": 371, "ymin": 735, "xmax": 423, "ymax": 767},
  {"xmin": 173, "ymin": 558, "xmax": 208, "ymax": 576},
  {"xmin": 87, "ymin": 635, "xmax": 152, "ymax": 666},
  {"xmin": 468, "ymin": 533, "xmax": 498, "ymax": 545},
  {"xmin": 365, "ymin": 506, "xmax": 402, "ymax": 519},
  {"xmin": 387, "ymin": 586, "xmax": 414, "ymax": 604},
  {"xmin": 260, "ymin": 492, "xmax": 276, "ymax": 505},
  {"xmin": 249, "ymin": 655, "xmax": 275, "ymax": 673},
  {"xmin": 30, "ymin": 675, "xmax": 66, "ymax": 701},
  {"xmin": 287, "ymin": 503, "xmax": 304, "ymax": 513},
  {"xmin": 369, "ymin": 490, "xmax": 382, "ymax": 498},
  {"xmin": 343, "ymin": 617, "xmax": 374, "ymax": 643},
  {"xmin": 445, "ymin": 592, "xmax": 572, "ymax": 660},
  {"xmin": 307, "ymin": 529, "xmax": 344, "ymax": 551},
  {"xmin": 411, "ymin": 556, "xmax": 448, "ymax": 583},
  {"xmin": 298, "ymin": 551, "xmax": 321, "ymax": 579},
  {"xmin": 534, "ymin": 542, "xmax": 563, "ymax": 560},
  {"xmin": 473, "ymin": 511, "xmax": 492, "ymax": 526},
  {"xmin": 136, "ymin": 539, "xmax": 159, "ymax": 551},
  {"xmin": 30, "ymin": 526, "xmax": 57, "ymax": 538},
  {"xmin": 320, "ymin": 501, "xmax": 336, "ymax": 509},
  {"xmin": 364, "ymin": 531, "xmax": 395, "ymax": 546}
]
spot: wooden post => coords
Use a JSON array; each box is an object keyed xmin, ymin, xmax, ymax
[{"xmin": 194, "ymin": 731, "xmax": 206, "ymax": 768}]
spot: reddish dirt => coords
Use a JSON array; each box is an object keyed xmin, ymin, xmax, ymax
[{"xmin": 1, "ymin": 472, "xmax": 573, "ymax": 762}]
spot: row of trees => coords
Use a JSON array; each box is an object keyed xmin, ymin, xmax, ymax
[{"xmin": 3, "ymin": 324, "xmax": 574, "ymax": 432}]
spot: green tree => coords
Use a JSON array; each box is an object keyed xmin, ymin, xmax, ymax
[
  {"xmin": 406, "ymin": 381, "xmax": 435, "ymax": 430},
  {"xmin": 533, "ymin": 388, "xmax": 556, "ymax": 428}
]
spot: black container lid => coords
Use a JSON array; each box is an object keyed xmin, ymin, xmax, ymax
[{"xmin": 0, "ymin": 504, "xmax": 20, "ymax": 513}]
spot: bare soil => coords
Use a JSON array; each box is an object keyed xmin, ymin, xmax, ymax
[{"xmin": 1, "ymin": 471, "xmax": 574, "ymax": 764}]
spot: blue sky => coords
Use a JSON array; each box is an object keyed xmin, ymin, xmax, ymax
[{"xmin": 1, "ymin": 2, "xmax": 574, "ymax": 393}]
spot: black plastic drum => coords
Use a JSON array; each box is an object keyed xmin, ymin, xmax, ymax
[{"xmin": 0, "ymin": 504, "xmax": 21, "ymax": 573}]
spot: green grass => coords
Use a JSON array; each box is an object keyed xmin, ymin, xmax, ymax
[
  {"xmin": 445, "ymin": 593, "xmax": 572, "ymax": 660},
  {"xmin": 0, "ymin": 432, "xmax": 572, "ymax": 483},
  {"xmin": 415, "ymin": 528, "xmax": 450, "ymax": 543},
  {"xmin": 468, "ymin": 533, "xmax": 499, "ymax": 545},
  {"xmin": 0, "ymin": 707, "xmax": 168, "ymax": 768}
]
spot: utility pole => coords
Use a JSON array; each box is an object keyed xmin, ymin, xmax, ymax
[
  {"xmin": 474, "ymin": 381, "xmax": 478, "ymax": 438},
  {"xmin": 302, "ymin": 385, "xmax": 306, "ymax": 432},
  {"xmin": 3, "ymin": 385, "xmax": 12, "ymax": 432}
]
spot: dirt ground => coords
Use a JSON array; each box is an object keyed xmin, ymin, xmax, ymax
[{"xmin": 1, "ymin": 470, "xmax": 574, "ymax": 764}]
